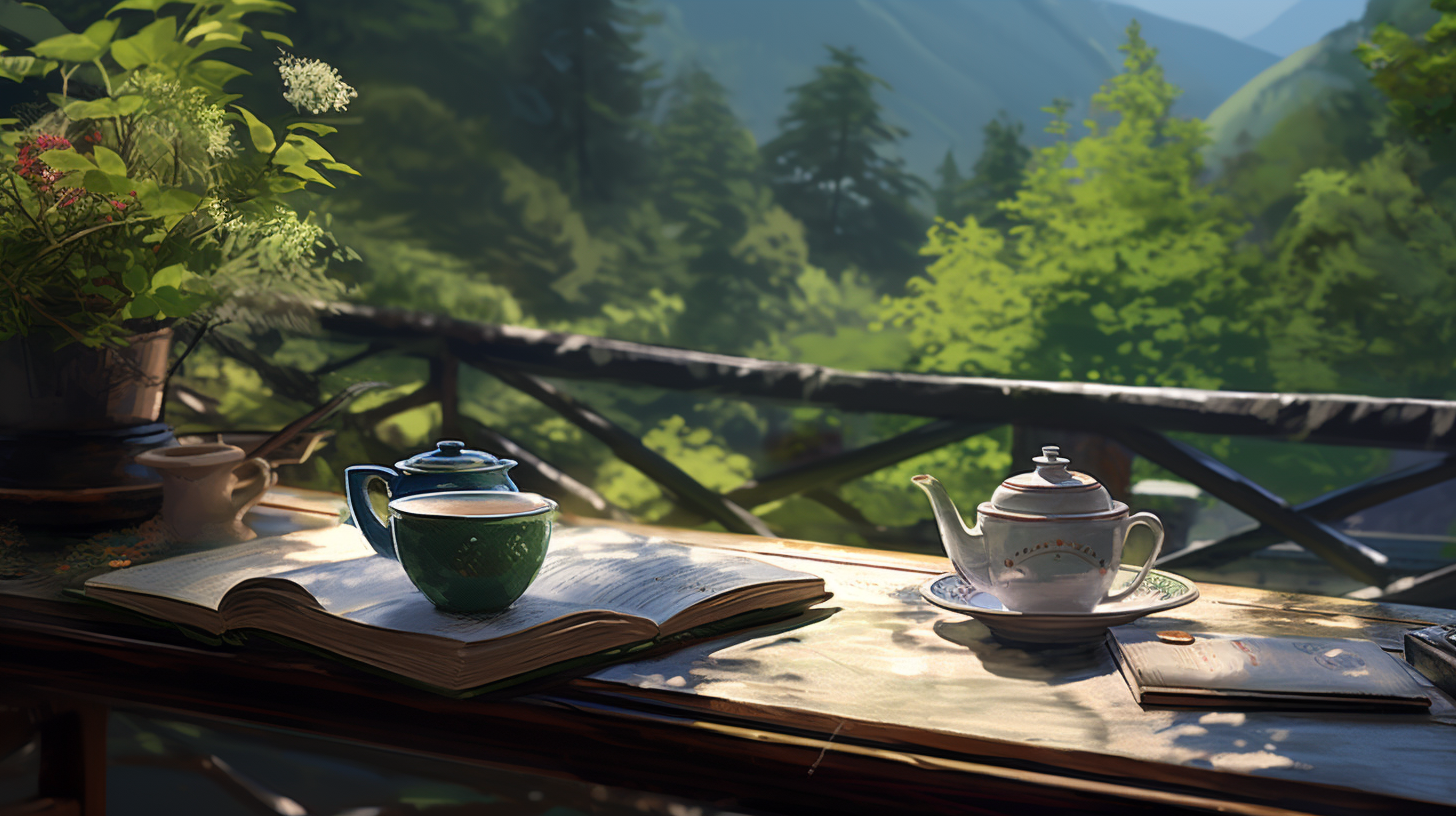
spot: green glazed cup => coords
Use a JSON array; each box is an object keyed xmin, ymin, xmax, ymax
[{"xmin": 386, "ymin": 490, "xmax": 557, "ymax": 613}]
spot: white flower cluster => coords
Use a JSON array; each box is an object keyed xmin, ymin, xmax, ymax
[
  {"xmin": 275, "ymin": 52, "xmax": 357, "ymax": 115},
  {"xmin": 124, "ymin": 72, "xmax": 235, "ymax": 158},
  {"xmin": 235, "ymin": 204, "xmax": 325, "ymax": 261}
]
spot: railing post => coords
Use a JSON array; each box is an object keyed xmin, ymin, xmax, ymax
[{"xmin": 437, "ymin": 349, "xmax": 463, "ymax": 442}]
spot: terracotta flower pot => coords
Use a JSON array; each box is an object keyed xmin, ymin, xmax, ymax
[{"xmin": 0, "ymin": 328, "xmax": 178, "ymax": 528}]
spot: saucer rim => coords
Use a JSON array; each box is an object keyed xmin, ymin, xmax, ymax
[{"xmin": 918, "ymin": 567, "xmax": 1199, "ymax": 620}]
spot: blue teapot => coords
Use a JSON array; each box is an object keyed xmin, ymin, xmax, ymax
[{"xmin": 345, "ymin": 440, "xmax": 519, "ymax": 558}]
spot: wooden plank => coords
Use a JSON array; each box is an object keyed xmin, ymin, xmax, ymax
[
  {"xmin": 1352, "ymin": 562, "xmax": 1456, "ymax": 607},
  {"xmin": 312, "ymin": 303, "xmax": 1456, "ymax": 451},
  {"xmin": 1161, "ymin": 454, "xmax": 1456, "ymax": 570},
  {"xmin": 489, "ymin": 369, "xmax": 774, "ymax": 537},
  {"xmin": 1112, "ymin": 428, "xmax": 1392, "ymax": 587}
]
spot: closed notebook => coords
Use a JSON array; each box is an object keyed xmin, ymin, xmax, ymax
[{"xmin": 1108, "ymin": 627, "xmax": 1431, "ymax": 711}]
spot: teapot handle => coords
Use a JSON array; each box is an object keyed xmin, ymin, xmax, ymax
[
  {"xmin": 345, "ymin": 465, "xmax": 399, "ymax": 559},
  {"xmin": 1103, "ymin": 512, "xmax": 1165, "ymax": 603}
]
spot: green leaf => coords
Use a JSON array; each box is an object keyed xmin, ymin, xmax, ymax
[
  {"xmin": 109, "ymin": 16, "xmax": 177, "ymax": 70},
  {"xmin": 150, "ymin": 263, "xmax": 191, "ymax": 289},
  {"xmin": 83, "ymin": 19, "xmax": 122, "ymax": 47},
  {"xmin": 63, "ymin": 95, "xmax": 144, "ymax": 120},
  {"xmin": 91, "ymin": 145, "xmax": 127, "ymax": 176},
  {"xmin": 320, "ymin": 160, "xmax": 360, "ymax": 176},
  {"xmin": 184, "ymin": 20, "xmax": 223, "ymax": 42},
  {"xmin": 0, "ymin": 55, "xmax": 58, "ymax": 82},
  {"xmin": 187, "ymin": 59, "xmax": 249, "ymax": 91},
  {"xmin": 265, "ymin": 176, "xmax": 306, "ymax": 193},
  {"xmin": 231, "ymin": 105, "xmax": 274, "ymax": 153},
  {"xmin": 81, "ymin": 169, "xmax": 115, "ymax": 194},
  {"xmin": 122, "ymin": 264, "xmax": 148, "ymax": 294},
  {"xmin": 38, "ymin": 149, "xmax": 96, "ymax": 173},
  {"xmin": 270, "ymin": 142, "xmax": 309, "ymax": 166},
  {"xmin": 286, "ymin": 122, "xmax": 337, "ymax": 136},
  {"xmin": 107, "ymin": 0, "xmax": 191, "ymax": 12},
  {"xmin": 124, "ymin": 294, "xmax": 160, "ymax": 319},
  {"xmin": 146, "ymin": 186, "xmax": 202, "ymax": 218},
  {"xmin": 150, "ymin": 285, "xmax": 188, "ymax": 316},
  {"xmin": 260, "ymin": 31, "xmax": 293, "ymax": 46},
  {"xmin": 283, "ymin": 133, "xmax": 334, "ymax": 162},
  {"xmin": 30, "ymin": 33, "xmax": 107, "ymax": 62},
  {"xmin": 281, "ymin": 163, "xmax": 333, "ymax": 187}
]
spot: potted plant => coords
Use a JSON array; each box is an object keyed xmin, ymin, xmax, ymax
[{"xmin": 0, "ymin": 0, "xmax": 358, "ymax": 526}]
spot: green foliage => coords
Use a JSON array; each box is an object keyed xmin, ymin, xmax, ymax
[
  {"xmin": 761, "ymin": 45, "xmax": 928, "ymax": 291},
  {"xmin": 1359, "ymin": 0, "xmax": 1456, "ymax": 145},
  {"xmin": 1264, "ymin": 145, "xmax": 1456, "ymax": 397},
  {"xmin": 886, "ymin": 22, "xmax": 1264, "ymax": 390},
  {"xmin": 0, "ymin": 0, "xmax": 357, "ymax": 346},
  {"xmin": 957, "ymin": 112, "xmax": 1032, "ymax": 230}
]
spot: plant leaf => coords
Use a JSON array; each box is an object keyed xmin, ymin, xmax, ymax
[
  {"xmin": 260, "ymin": 31, "xmax": 293, "ymax": 46},
  {"xmin": 38, "ymin": 149, "xmax": 96, "ymax": 173},
  {"xmin": 231, "ymin": 105, "xmax": 275, "ymax": 153},
  {"xmin": 321, "ymin": 160, "xmax": 359, "ymax": 176},
  {"xmin": 283, "ymin": 133, "xmax": 334, "ymax": 162},
  {"xmin": 286, "ymin": 122, "xmax": 337, "ymax": 136},
  {"xmin": 29, "ymin": 33, "xmax": 107, "ymax": 62},
  {"xmin": 281, "ymin": 163, "xmax": 333, "ymax": 187},
  {"xmin": 92, "ymin": 145, "xmax": 127, "ymax": 176}
]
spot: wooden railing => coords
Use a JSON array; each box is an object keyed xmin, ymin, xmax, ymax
[{"xmin": 183, "ymin": 302, "xmax": 1456, "ymax": 607}]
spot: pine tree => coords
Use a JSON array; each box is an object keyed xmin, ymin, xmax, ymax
[
  {"xmin": 884, "ymin": 22, "xmax": 1263, "ymax": 391},
  {"xmin": 959, "ymin": 112, "xmax": 1032, "ymax": 230},
  {"xmin": 655, "ymin": 66, "xmax": 807, "ymax": 352},
  {"xmin": 507, "ymin": 0, "xmax": 661, "ymax": 203},
  {"xmin": 932, "ymin": 149, "xmax": 964, "ymax": 222},
  {"xmin": 761, "ymin": 45, "xmax": 927, "ymax": 290}
]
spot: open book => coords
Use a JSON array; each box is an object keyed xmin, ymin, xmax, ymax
[
  {"xmin": 1108, "ymin": 627, "xmax": 1431, "ymax": 711},
  {"xmin": 84, "ymin": 524, "xmax": 831, "ymax": 695}
]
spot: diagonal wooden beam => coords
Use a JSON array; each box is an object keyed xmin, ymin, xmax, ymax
[
  {"xmin": 1161, "ymin": 454, "xmax": 1456, "ymax": 570},
  {"xmin": 1111, "ymin": 428, "xmax": 1392, "ymax": 587},
  {"xmin": 659, "ymin": 419, "xmax": 995, "ymax": 527},
  {"xmin": 457, "ymin": 414, "xmax": 632, "ymax": 523},
  {"xmin": 489, "ymin": 369, "xmax": 774, "ymax": 537}
]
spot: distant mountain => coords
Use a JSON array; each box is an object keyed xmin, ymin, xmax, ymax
[
  {"xmin": 1242, "ymin": 0, "xmax": 1366, "ymax": 57},
  {"xmin": 641, "ymin": 0, "xmax": 1279, "ymax": 182},
  {"xmin": 1205, "ymin": 0, "xmax": 1439, "ymax": 173}
]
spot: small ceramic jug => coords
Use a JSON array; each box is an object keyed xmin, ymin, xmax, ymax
[
  {"xmin": 345, "ymin": 440, "xmax": 519, "ymax": 559},
  {"xmin": 912, "ymin": 446, "xmax": 1165, "ymax": 613},
  {"xmin": 136, "ymin": 443, "xmax": 275, "ymax": 544}
]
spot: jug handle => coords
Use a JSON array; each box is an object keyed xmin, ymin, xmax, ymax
[
  {"xmin": 1103, "ymin": 512, "xmax": 1165, "ymax": 603},
  {"xmin": 346, "ymin": 465, "xmax": 399, "ymax": 559},
  {"xmin": 229, "ymin": 458, "xmax": 274, "ymax": 519}
]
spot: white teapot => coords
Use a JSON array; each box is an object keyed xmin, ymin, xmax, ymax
[{"xmin": 913, "ymin": 446, "xmax": 1164, "ymax": 613}]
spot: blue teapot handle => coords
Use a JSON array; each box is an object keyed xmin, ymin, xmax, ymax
[{"xmin": 345, "ymin": 465, "xmax": 399, "ymax": 559}]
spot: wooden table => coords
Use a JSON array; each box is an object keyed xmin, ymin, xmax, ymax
[{"xmin": 3, "ymin": 488, "xmax": 1456, "ymax": 816}]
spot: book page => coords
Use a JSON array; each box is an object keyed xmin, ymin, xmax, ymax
[
  {"xmin": 83, "ymin": 524, "xmax": 373, "ymax": 610},
  {"xmin": 257, "ymin": 526, "xmax": 822, "ymax": 643},
  {"xmin": 1112, "ymin": 628, "xmax": 1429, "ymax": 699},
  {"xmin": 94, "ymin": 524, "xmax": 823, "ymax": 647}
]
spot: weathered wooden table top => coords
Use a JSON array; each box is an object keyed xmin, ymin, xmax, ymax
[{"xmin": 3, "ymin": 487, "xmax": 1456, "ymax": 815}]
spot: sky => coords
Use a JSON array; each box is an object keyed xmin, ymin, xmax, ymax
[{"xmin": 1113, "ymin": 0, "xmax": 1303, "ymax": 40}]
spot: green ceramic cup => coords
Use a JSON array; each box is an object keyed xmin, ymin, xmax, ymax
[{"xmin": 386, "ymin": 490, "xmax": 557, "ymax": 613}]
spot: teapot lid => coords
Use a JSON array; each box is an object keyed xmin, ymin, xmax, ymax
[
  {"xmin": 983, "ymin": 446, "xmax": 1123, "ymax": 519},
  {"xmin": 397, "ymin": 440, "xmax": 515, "ymax": 474}
]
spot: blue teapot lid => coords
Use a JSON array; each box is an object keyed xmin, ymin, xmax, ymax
[{"xmin": 396, "ymin": 440, "xmax": 515, "ymax": 474}]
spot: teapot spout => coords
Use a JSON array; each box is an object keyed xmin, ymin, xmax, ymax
[{"xmin": 912, "ymin": 474, "xmax": 988, "ymax": 587}]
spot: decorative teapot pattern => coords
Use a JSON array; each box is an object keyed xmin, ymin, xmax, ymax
[{"xmin": 345, "ymin": 440, "xmax": 518, "ymax": 558}]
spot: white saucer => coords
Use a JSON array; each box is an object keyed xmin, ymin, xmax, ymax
[{"xmin": 919, "ymin": 567, "xmax": 1199, "ymax": 647}]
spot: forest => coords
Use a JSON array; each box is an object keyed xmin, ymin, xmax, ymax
[{"xmin": 9, "ymin": 0, "xmax": 1456, "ymax": 546}]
